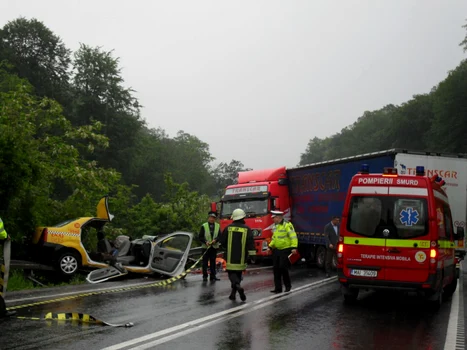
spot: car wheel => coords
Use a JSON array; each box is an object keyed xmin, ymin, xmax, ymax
[{"xmin": 57, "ymin": 252, "xmax": 81, "ymax": 276}]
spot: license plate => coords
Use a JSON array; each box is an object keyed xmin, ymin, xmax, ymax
[{"xmin": 350, "ymin": 269, "xmax": 377, "ymax": 277}]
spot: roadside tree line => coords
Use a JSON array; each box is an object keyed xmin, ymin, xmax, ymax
[
  {"xmin": 0, "ymin": 17, "xmax": 249, "ymax": 244},
  {"xmin": 299, "ymin": 19, "xmax": 467, "ymax": 165}
]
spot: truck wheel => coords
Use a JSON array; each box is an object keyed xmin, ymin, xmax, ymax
[
  {"xmin": 57, "ymin": 251, "xmax": 81, "ymax": 277},
  {"xmin": 316, "ymin": 246, "xmax": 326, "ymax": 269}
]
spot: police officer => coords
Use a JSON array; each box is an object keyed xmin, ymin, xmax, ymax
[
  {"xmin": 199, "ymin": 211, "xmax": 221, "ymax": 281},
  {"xmin": 0, "ymin": 217, "xmax": 16, "ymax": 318},
  {"xmin": 269, "ymin": 210, "xmax": 298, "ymax": 293},
  {"xmin": 218, "ymin": 208, "xmax": 255, "ymax": 301}
]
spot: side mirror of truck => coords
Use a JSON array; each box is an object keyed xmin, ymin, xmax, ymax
[
  {"xmin": 455, "ymin": 226, "xmax": 465, "ymax": 240},
  {"xmin": 211, "ymin": 202, "xmax": 218, "ymax": 213}
]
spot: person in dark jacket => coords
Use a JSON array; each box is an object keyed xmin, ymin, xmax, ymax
[
  {"xmin": 324, "ymin": 216, "xmax": 340, "ymax": 277},
  {"xmin": 199, "ymin": 211, "xmax": 221, "ymax": 281},
  {"xmin": 218, "ymin": 208, "xmax": 255, "ymax": 301}
]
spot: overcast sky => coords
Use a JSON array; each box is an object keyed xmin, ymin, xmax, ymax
[{"xmin": 1, "ymin": 1, "xmax": 467, "ymax": 170}]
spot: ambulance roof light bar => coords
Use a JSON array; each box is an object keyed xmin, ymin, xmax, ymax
[
  {"xmin": 359, "ymin": 164, "xmax": 369, "ymax": 174},
  {"xmin": 416, "ymin": 166, "xmax": 425, "ymax": 176}
]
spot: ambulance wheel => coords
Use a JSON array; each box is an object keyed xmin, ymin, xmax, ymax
[
  {"xmin": 427, "ymin": 284, "xmax": 443, "ymax": 311},
  {"xmin": 342, "ymin": 286, "xmax": 359, "ymax": 303},
  {"xmin": 443, "ymin": 274, "xmax": 458, "ymax": 299}
]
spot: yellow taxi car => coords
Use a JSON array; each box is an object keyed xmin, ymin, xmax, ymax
[{"xmin": 31, "ymin": 197, "xmax": 193, "ymax": 281}]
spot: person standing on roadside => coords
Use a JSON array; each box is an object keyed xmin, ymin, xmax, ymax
[
  {"xmin": 268, "ymin": 210, "xmax": 298, "ymax": 293},
  {"xmin": 0, "ymin": 217, "xmax": 16, "ymax": 318},
  {"xmin": 199, "ymin": 211, "xmax": 221, "ymax": 281},
  {"xmin": 218, "ymin": 208, "xmax": 255, "ymax": 301},
  {"xmin": 324, "ymin": 216, "xmax": 340, "ymax": 278}
]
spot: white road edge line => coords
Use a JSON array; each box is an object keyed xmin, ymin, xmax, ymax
[
  {"xmin": 443, "ymin": 263, "xmax": 462, "ymax": 350},
  {"xmin": 7, "ymin": 280, "xmax": 157, "ymax": 304},
  {"xmin": 130, "ymin": 280, "xmax": 335, "ymax": 350},
  {"xmin": 101, "ymin": 276, "xmax": 337, "ymax": 350},
  {"xmin": 7, "ymin": 266, "xmax": 271, "ymax": 304},
  {"xmin": 246, "ymin": 266, "xmax": 273, "ymax": 271}
]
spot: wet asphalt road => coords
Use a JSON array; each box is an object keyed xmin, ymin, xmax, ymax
[{"xmin": 0, "ymin": 264, "xmax": 460, "ymax": 350}]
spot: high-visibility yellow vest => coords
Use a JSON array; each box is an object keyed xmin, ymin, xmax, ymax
[
  {"xmin": 201, "ymin": 222, "xmax": 220, "ymax": 249},
  {"xmin": 225, "ymin": 226, "xmax": 255, "ymax": 270},
  {"xmin": 269, "ymin": 221, "xmax": 298, "ymax": 250},
  {"xmin": 0, "ymin": 218, "xmax": 7, "ymax": 240}
]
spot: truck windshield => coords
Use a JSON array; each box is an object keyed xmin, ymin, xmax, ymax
[
  {"xmin": 347, "ymin": 196, "xmax": 428, "ymax": 239},
  {"xmin": 221, "ymin": 199, "xmax": 268, "ymax": 219}
]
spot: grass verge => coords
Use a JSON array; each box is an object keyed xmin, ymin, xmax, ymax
[{"xmin": 7, "ymin": 269, "xmax": 86, "ymax": 292}]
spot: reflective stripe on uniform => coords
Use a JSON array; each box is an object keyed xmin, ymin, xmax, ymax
[
  {"xmin": 226, "ymin": 226, "xmax": 248, "ymax": 270},
  {"xmin": 202, "ymin": 222, "xmax": 220, "ymax": 248}
]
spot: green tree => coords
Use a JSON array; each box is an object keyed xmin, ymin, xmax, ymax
[
  {"xmin": 0, "ymin": 68, "xmax": 119, "ymax": 239},
  {"xmin": 71, "ymin": 44, "xmax": 144, "ymax": 174},
  {"xmin": 427, "ymin": 60, "xmax": 467, "ymax": 152},
  {"xmin": 211, "ymin": 159, "xmax": 252, "ymax": 195},
  {"xmin": 460, "ymin": 18, "xmax": 467, "ymax": 52},
  {"xmin": 0, "ymin": 17, "xmax": 71, "ymax": 104}
]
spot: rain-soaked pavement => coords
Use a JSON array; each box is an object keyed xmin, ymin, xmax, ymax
[{"xmin": 0, "ymin": 263, "xmax": 465, "ymax": 350}]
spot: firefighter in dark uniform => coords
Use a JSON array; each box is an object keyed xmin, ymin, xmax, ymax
[
  {"xmin": 268, "ymin": 210, "xmax": 298, "ymax": 293},
  {"xmin": 0, "ymin": 217, "xmax": 16, "ymax": 318},
  {"xmin": 218, "ymin": 208, "xmax": 255, "ymax": 301},
  {"xmin": 199, "ymin": 211, "xmax": 221, "ymax": 281}
]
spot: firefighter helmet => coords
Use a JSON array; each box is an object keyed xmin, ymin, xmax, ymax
[{"xmin": 231, "ymin": 208, "xmax": 246, "ymax": 221}]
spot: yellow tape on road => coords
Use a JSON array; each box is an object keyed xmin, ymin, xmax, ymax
[
  {"xmin": 7, "ymin": 249, "xmax": 208, "ymax": 326},
  {"xmin": 16, "ymin": 312, "xmax": 134, "ymax": 327}
]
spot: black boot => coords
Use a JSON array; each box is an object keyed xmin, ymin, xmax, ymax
[
  {"xmin": 236, "ymin": 284, "xmax": 246, "ymax": 301},
  {"xmin": 229, "ymin": 288, "xmax": 236, "ymax": 300}
]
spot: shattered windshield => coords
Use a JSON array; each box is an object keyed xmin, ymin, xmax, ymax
[{"xmin": 221, "ymin": 199, "xmax": 268, "ymax": 219}]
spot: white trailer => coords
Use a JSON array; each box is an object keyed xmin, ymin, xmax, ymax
[{"xmin": 394, "ymin": 151, "xmax": 467, "ymax": 254}]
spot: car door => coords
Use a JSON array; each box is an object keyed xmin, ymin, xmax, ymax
[{"xmin": 150, "ymin": 231, "xmax": 193, "ymax": 277}]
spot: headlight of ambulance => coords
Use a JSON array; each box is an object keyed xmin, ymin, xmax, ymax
[{"xmin": 252, "ymin": 229, "xmax": 262, "ymax": 237}]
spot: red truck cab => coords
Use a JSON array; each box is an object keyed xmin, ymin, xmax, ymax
[
  {"xmin": 337, "ymin": 164, "xmax": 464, "ymax": 308},
  {"xmin": 214, "ymin": 167, "xmax": 290, "ymax": 259}
]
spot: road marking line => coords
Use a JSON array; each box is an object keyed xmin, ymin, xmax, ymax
[
  {"xmin": 245, "ymin": 266, "xmax": 272, "ymax": 271},
  {"xmin": 444, "ymin": 263, "xmax": 464, "ymax": 350},
  {"xmin": 101, "ymin": 276, "xmax": 337, "ymax": 350},
  {"xmin": 7, "ymin": 280, "xmax": 157, "ymax": 304}
]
